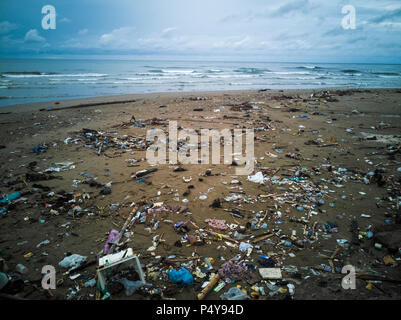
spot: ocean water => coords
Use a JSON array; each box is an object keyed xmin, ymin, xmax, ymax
[{"xmin": 0, "ymin": 58, "xmax": 400, "ymax": 106}]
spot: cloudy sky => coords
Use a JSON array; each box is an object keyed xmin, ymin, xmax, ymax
[{"xmin": 0, "ymin": 0, "xmax": 400, "ymax": 63}]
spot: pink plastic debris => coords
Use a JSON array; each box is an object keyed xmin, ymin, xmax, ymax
[
  {"xmin": 206, "ymin": 219, "xmax": 227, "ymax": 230},
  {"xmin": 103, "ymin": 229, "xmax": 120, "ymax": 254}
]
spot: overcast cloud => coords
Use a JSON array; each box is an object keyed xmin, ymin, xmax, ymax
[{"xmin": 0, "ymin": 0, "xmax": 400, "ymax": 62}]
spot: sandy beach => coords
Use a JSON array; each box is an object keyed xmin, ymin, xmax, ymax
[{"xmin": 0, "ymin": 88, "xmax": 400, "ymax": 300}]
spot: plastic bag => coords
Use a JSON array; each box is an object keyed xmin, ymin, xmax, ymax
[
  {"xmin": 220, "ymin": 287, "xmax": 250, "ymax": 300},
  {"xmin": 247, "ymin": 172, "xmax": 267, "ymax": 184},
  {"xmin": 239, "ymin": 242, "xmax": 253, "ymax": 252},
  {"xmin": 59, "ymin": 254, "xmax": 87, "ymax": 271},
  {"xmin": 168, "ymin": 268, "xmax": 193, "ymax": 287},
  {"xmin": 118, "ymin": 279, "xmax": 146, "ymax": 296}
]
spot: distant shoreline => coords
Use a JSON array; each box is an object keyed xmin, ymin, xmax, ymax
[{"xmin": 2, "ymin": 60, "xmax": 400, "ymax": 108}]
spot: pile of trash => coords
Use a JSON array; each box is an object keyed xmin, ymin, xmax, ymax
[
  {"xmin": 1, "ymin": 90, "xmax": 401, "ymax": 301},
  {"xmin": 65, "ymin": 128, "xmax": 151, "ymax": 157}
]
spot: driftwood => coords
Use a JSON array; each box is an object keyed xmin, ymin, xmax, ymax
[
  {"xmin": 204, "ymin": 229, "xmax": 239, "ymax": 244},
  {"xmin": 317, "ymin": 143, "xmax": 339, "ymax": 148},
  {"xmin": 330, "ymin": 248, "xmax": 340, "ymax": 260},
  {"xmin": 252, "ymin": 233, "xmax": 274, "ymax": 244},
  {"xmin": 167, "ymin": 118, "xmax": 239, "ymax": 125},
  {"xmin": 47, "ymin": 99, "xmax": 138, "ymax": 111},
  {"xmin": 197, "ymin": 273, "xmax": 220, "ymax": 300}
]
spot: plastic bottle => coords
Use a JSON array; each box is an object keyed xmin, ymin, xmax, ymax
[
  {"xmin": 213, "ymin": 281, "xmax": 225, "ymax": 292},
  {"xmin": 204, "ymin": 258, "xmax": 213, "ymax": 270}
]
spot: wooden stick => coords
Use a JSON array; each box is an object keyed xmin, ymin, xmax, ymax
[
  {"xmin": 259, "ymin": 193, "xmax": 286, "ymax": 198},
  {"xmin": 328, "ymin": 260, "xmax": 335, "ymax": 274},
  {"xmin": 109, "ymin": 207, "xmax": 137, "ymax": 253},
  {"xmin": 256, "ymin": 211, "xmax": 268, "ymax": 226},
  {"xmin": 48, "ymin": 99, "xmax": 138, "ymax": 111},
  {"xmin": 197, "ymin": 273, "xmax": 220, "ymax": 300},
  {"xmin": 156, "ymin": 232, "xmax": 164, "ymax": 247},
  {"xmin": 330, "ymin": 248, "xmax": 340, "ymax": 260},
  {"xmin": 190, "ymin": 221, "xmax": 201, "ymax": 229},
  {"xmin": 204, "ymin": 229, "xmax": 239, "ymax": 244},
  {"xmin": 252, "ymin": 233, "xmax": 274, "ymax": 244},
  {"xmin": 318, "ymin": 143, "xmax": 339, "ymax": 148},
  {"xmin": 168, "ymin": 118, "xmax": 238, "ymax": 125}
]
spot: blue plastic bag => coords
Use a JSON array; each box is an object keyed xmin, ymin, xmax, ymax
[{"xmin": 168, "ymin": 268, "xmax": 193, "ymax": 287}]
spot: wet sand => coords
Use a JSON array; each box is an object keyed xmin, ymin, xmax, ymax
[{"xmin": 0, "ymin": 88, "xmax": 400, "ymax": 300}]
